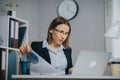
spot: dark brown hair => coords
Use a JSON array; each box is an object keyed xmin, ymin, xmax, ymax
[{"xmin": 47, "ymin": 16, "xmax": 71, "ymax": 48}]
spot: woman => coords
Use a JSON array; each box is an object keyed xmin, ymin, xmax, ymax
[{"xmin": 19, "ymin": 16, "xmax": 73, "ymax": 75}]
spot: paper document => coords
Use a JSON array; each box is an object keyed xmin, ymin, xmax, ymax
[{"xmin": 29, "ymin": 50, "xmax": 61, "ymax": 75}]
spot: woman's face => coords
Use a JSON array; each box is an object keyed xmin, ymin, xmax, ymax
[{"xmin": 50, "ymin": 24, "xmax": 70, "ymax": 45}]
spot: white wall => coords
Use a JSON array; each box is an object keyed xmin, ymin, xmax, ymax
[{"xmin": 0, "ymin": 0, "xmax": 105, "ymax": 64}]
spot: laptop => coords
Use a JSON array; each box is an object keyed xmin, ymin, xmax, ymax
[{"xmin": 72, "ymin": 50, "xmax": 111, "ymax": 76}]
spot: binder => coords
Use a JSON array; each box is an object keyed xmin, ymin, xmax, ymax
[
  {"xmin": 8, "ymin": 51, "xmax": 18, "ymax": 80},
  {"xmin": 9, "ymin": 19, "xmax": 15, "ymax": 47},
  {"xmin": 14, "ymin": 22, "xmax": 19, "ymax": 48},
  {"xmin": 0, "ymin": 49, "xmax": 2, "ymax": 70},
  {"xmin": 9, "ymin": 18, "xmax": 19, "ymax": 48},
  {"xmin": 18, "ymin": 27, "xmax": 26, "ymax": 47},
  {"xmin": 0, "ymin": 49, "xmax": 6, "ymax": 80},
  {"xmin": 1, "ymin": 50, "xmax": 6, "ymax": 70}
]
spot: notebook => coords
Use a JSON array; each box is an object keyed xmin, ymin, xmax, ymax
[{"xmin": 72, "ymin": 50, "xmax": 111, "ymax": 76}]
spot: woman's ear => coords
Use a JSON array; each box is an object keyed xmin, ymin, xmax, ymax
[{"xmin": 50, "ymin": 29, "xmax": 53, "ymax": 34}]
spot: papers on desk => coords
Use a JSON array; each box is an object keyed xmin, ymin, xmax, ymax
[{"xmin": 29, "ymin": 50, "xmax": 62, "ymax": 75}]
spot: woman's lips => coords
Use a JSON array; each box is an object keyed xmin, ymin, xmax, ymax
[{"xmin": 59, "ymin": 39, "xmax": 63, "ymax": 43}]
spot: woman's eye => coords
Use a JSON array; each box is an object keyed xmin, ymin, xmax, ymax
[{"xmin": 59, "ymin": 31, "xmax": 64, "ymax": 33}]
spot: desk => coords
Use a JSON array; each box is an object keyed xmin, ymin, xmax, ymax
[
  {"xmin": 12, "ymin": 63, "xmax": 120, "ymax": 80},
  {"xmin": 12, "ymin": 75, "xmax": 120, "ymax": 80}
]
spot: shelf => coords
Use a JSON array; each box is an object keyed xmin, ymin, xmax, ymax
[{"xmin": 0, "ymin": 15, "xmax": 28, "ymax": 80}]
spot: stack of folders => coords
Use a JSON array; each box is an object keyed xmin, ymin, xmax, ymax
[{"xmin": 9, "ymin": 18, "xmax": 26, "ymax": 48}]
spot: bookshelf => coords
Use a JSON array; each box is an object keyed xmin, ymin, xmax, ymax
[{"xmin": 0, "ymin": 16, "xmax": 28, "ymax": 80}]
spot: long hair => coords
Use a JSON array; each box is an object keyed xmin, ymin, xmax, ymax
[{"xmin": 47, "ymin": 16, "xmax": 71, "ymax": 48}]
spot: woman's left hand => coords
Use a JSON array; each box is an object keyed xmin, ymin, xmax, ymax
[{"xmin": 68, "ymin": 67, "xmax": 74, "ymax": 74}]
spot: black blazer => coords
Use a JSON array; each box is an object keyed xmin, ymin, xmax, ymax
[{"xmin": 31, "ymin": 41, "xmax": 73, "ymax": 74}]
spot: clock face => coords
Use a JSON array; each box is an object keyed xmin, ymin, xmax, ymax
[{"xmin": 58, "ymin": 0, "xmax": 79, "ymax": 20}]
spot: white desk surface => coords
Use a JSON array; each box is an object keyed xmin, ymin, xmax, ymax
[{"xmin": 12, "ymin": 75, "xmax": 120, "ymax": 80}]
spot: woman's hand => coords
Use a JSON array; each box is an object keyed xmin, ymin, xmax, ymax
[
  {"xmin": 19, "ymin": 44, "xmax": 31, "ymax": 54},
  {"xmin": 68, "ymin": 67, "xmax": 74, "ymax": 74}
]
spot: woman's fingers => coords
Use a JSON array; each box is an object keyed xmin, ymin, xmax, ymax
[
  {"xmin": 19, "ymin": 44, "xmax": 30, "ymax": 54},
  {"xmin": 26, "ymin": 44, "xmax": 31, "ymax": 52}
]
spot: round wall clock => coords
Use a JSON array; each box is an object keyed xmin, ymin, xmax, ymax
[
  {"xmin": 57, "ymin": 0, "xmax": 79, "ymax": 20},
  {"xmin": 0, "ymin": 35, "xmax": 4, "ymax": 45}
]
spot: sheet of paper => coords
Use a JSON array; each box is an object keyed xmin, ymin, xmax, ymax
[{"xmin": 29, "ymin": 50, "xmax": 62, "ymax": 75}]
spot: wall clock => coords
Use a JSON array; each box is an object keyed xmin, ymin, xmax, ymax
[
  {"xmin": 0, "ymin": 35, "xmax": 4, "ymax": 45},
  {"xmin": 57, "ymin": 0, "xmax": 79, "ymax": 20}
]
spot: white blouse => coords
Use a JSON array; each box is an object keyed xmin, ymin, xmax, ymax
[{"xmin": 43, "ymin": 39, "xmax": 67, "ymax": 75}]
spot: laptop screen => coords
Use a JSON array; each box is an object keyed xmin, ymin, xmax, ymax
[{"xmin": 72, "ymin": 50, "xmax": 111, "ymax": 76}]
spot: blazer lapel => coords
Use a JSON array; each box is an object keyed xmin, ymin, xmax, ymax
[{"xmin": 40, "ymin": 48, "xmax": 51, "ymax": 64}]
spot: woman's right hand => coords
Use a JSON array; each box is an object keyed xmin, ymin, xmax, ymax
[{"xmin": 19, "ymin": 44, "xmax": 31, "ymax": 54}]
